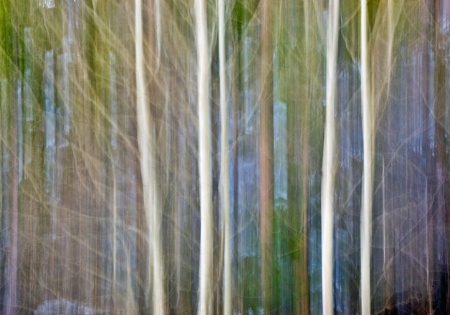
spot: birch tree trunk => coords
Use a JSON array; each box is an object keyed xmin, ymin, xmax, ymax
[
  {"xmin": 218, "ymin": 0, "xmax": 232, "ymax": 313},
  {"xmin": 195, "ymin": 0, "xmax": 213, "ymax": 313},
  {"xmin": 360, "ymin": 0, "xmax": 374, "ymax": 314},
  {"xmin": 135, "ymin": 0, "xmax": 166, "ymax": 313},
  {"xmin": 321, "ymin": 1, "xmax": 339, "ymax": 314}
]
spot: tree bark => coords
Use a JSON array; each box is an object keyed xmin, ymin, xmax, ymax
[
  {"xmin": 321, "ymin": 1, "xmax": 339, "ymax": 314},
  {"xmin": 135, "ymin": 0, "xmax": 166, "ymax": 313},
  {"xmin": 360, "ymin": 0, "xmax": 375, "ymax": 314},
  {"xmin": 195, "ymin": 0, "xmax": 213, "ymax": 313},
  {"xmin": 218, "ymin": 0, "xmax": 232, "ymax": 313}
]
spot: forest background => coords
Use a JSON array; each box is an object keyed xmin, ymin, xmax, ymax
[{"xmin": 0, "ymin": 0, "xmax": 449, "ymax": 314}]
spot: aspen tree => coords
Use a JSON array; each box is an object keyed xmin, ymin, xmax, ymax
[
  {"xmin": 321, "ymin": 1, "xmax": 339, "ymax": 314},
  {"xmin": 218, "ymin": 0, "xmax": 232, "ymax": 313},
  {"xmin": 135, "ymin": 0, "xmax": 166, "ymax": 313},
  {"xmin": 195, "ymin": 0, "xmax": 213, "ymax": 313},
  {"xmin": 360, "ymin": 0, "xmax": 374, "ymax": 313}
]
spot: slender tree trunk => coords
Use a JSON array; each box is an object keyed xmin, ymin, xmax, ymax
[
  {"xmin": 260, "ymin": 0, "xmax": 274, "ymax": 312},
  {"xmin": 6, "ymin": 79, "xmax": 19, "ymax": 315},
  {"xmin": 218, "ymin": 0, "xmax": 232, "ymax": 313},
  {"xmin": 384, "ymin": 7, "xmax": 394, "ymax": 307},
  {"xmin": 370, "ymin": 1, "xmax": 399, "ymax": 311},
  {"xmin": 195, "ymin": 0, "xmax": 213, "ymax": 313},
  {"xmin": 0, "ymin": 78, "xmax": 8, "ymax": 314},
  {"xmin": 360, "ymin": 0, "xmax": 374, "ymax": 314},
  {"xmin": 231, "ymin": 35, "xmax": 240, "ymax": 314},
  {"xmin": 5, "ymin": 10, "xmax": 23, "ymax": 315},
  {"xmin": 321, "ymin": 1, "xmax": 339, "ymax": 314},
  {"xmin": 433, "ymin": 2, "xmax": 449, "ymax": 311},
  {"xmin": 175, "ymin": 110, "xmax": 193, "ymax": 315},
  {"xmin": 135, "ymin": 1, "xmax": 166, "ymax": 313},
  {"xmin": 298, "ymin": 2, "xmax": 311, "ymax": 313}
]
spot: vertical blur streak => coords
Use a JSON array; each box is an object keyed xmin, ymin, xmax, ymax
[
  {"xmin": 322, "ymin": 1, "xmax": 339, "ymax": 314},
  {"xmin": 299, "ymin": 2, "xmax": 311, "ymax": 314},
  {"xmin": 360, "ymin": 0, "xmax": 374, "ymax": 313},
  {"xmin": 260, "ymin": 0, "xmax": 274, "ymax": 312},
  {"xmin": 6, "ymin": 79, "xmax": 18, "ymax": 315},
  {"xmin": 44, "ymin": 51, "xmax": 56, "ymax": 238},
  {"xmin": 134, "ymin": 0, "xmax": 149, "ymax": 303},
  {"xmin": 135, "ymin": 0, "xmax": 166, "ymax": 313},
  {"xmin": 218, "ymin": 0, "xmax": 232, "ymax": 314},
  {"xmin": 433, "ymin": 1, "xmax": 450, "ymax": 312},
  {"xmin": 195, "ymin": 0, "xmax": 213, "ymax": 313},
  {"xmin": 231, "ymin": 24, "xmax": 240, "ymax": 314},
  {"xmin": 0, "ymin": 79, "xmax": 6, "ymax": 312},
  {"xmin": 155, "ymin": 0, "xmax": 161, "ymax": 69}
]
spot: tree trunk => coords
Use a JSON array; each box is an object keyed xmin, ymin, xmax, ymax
[
  {"xmin": 360, "ymin": 0, "xmax": 375, "ymax": 314},
  {"xmin": 135, "ymin": 0, "xmax": 166, "ymax": 313},
  {"xmin": 321, "ymin": 1, "xmax": 339, "ymax": 314},
  {"xmin": 218, "ymin": 0, "xmax": 232, "ymax": 313},
  {"xmin": 195, "ymin": 0, "xmax": 213, "ymax": 313},
  {"xmin": 260, "ymin": 0, "xmax": 274, "ymax": 312},
  {"xmin": 433, "ymin": 1, "xmax": 449, "ymax": 311},
  {"xmin": 6, "ymin": 79, "xmax": 19, "ymax": 315}
]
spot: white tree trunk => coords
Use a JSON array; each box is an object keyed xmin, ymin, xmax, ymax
[
  {"xmin": 135, "ymin": 1, "xmax": 166, "ymax": 313},
  {"xmin": 218, "ymin": 0, "xmax": 231, "ymax": 313},
  {"xmin": 321, "ymin": 1, "xmax": 339, "ymax": 314},
  {"xmin": 195, "ymin": 0, "xmax": 213, "ymax": 313},
  {"xmin": 360, "ymin": 0, "xmax": 374, "ymax": 313}
]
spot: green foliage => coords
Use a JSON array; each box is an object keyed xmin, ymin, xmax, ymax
[
  {"xmin": 232, "ymin": 0, "xmax": 259, "ymax": 40},
  {"xmin": 0, "ymin": 1, "xmax": 13, "ymax": 72},
  {"xmin": 239, "ymin": 255, "xmax": 261, "ymax": 313},
  {"xmin": 272, "ymin": 204, "xmax": 295, "ymax": 313}
]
